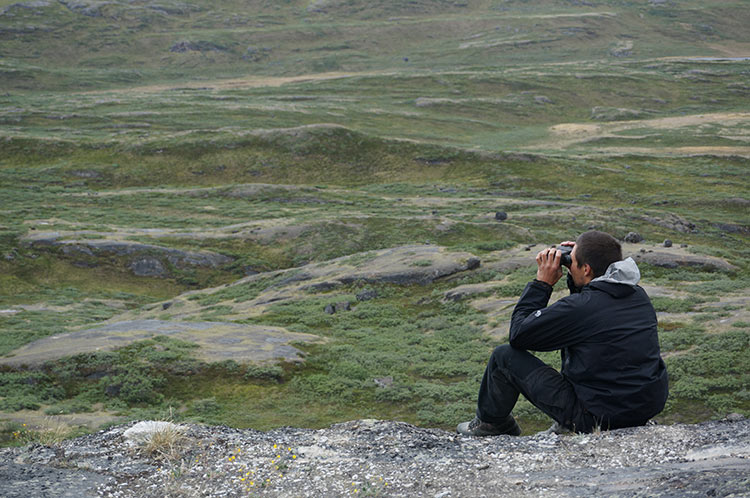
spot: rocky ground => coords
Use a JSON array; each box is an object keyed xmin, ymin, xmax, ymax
[{"xmin": 1, "ymin": 416, "xmax": 748, "ymax": 497}]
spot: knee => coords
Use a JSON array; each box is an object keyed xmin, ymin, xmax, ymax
[
  {"xmin": 491, "ymin": 344, "xmax": 530, "ymax": 368},
  {"xmin": 491, "ymin": 344, "xmax": 515, "ymax": 365}
]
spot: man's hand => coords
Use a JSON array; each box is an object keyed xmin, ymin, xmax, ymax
[{"xmin": 536, "ymin": 247, "xmax": 563, "ymax": 286}]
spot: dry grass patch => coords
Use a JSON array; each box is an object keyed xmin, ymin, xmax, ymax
[{"xmin": 124, "ymin": 420, "xmax": 190, "ymax": 462}]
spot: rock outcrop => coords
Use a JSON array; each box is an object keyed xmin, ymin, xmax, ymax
[
  {"xmin": 1, "ymin": 417, "xmax": 748, "ymax": 497},
  {"xmin": 23, "ymin": 233, "xmax": 233, "ymax": 277},
  {"xmin": 0, "ymin": 320, "xmax": 321, "ymax": 368},
  {"xmin": 0, "ymin": 245, "xmax": 480, "ymax": 366}
]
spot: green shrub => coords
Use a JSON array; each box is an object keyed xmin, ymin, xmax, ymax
[
  {"xmin": 0, "ymin": 371, "xmax": 64, "ymax": 405},
  {"xmin": 706, "ymin": 394, "xmax": 738, "ymax": 415},
  {"xmin": 374, "ymin": 385, "xmax": 414, "ymax": 403},
  {"xmin": 44, "ymin": 398, "xmax": 94, "ymax": 415},
  {"xmin": 491, "ymin": 282, "xmax": 525, "ymax": 297},
  {"xmin": 650, "ymin": 296, "xmax": 703, "ymax": 313},
  {"xmin": 191, "ymin": 397, "xmax": 221, "ymax": 416},
  {"xmin": 100, "ymin": 370, "xmax": 165, "ymax": 405},
  {"xmin": 471, "ymin": 240, "xmax": 515, "ymax": 253},
  {"xmin": 416, "ymin": 400, "xmax": 475, "ymax": 426},
  {"xmin": 245, "ymin": 364, "xmax": 284, "ymax": 381},
  {"xmin": 659, "ymin": 324, "xmax": 704, "ymax": 351},
  {"xmin": 669, "ymin": 376, "xmax": 710, "ymax": 399},
  {"xmin": 0, "ymin": 396, "xmax": 41, "ymax": 412},
  {"xmin": 688, "ymin": 279, "xmax": 748, "ymax": 295}
]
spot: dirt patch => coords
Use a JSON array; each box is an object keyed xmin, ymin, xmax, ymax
[
  {"xmin": 544, "ymin": 112, "xmax": 750, "ymax": 155},
  {"xmin": 595, "ymin": 146, "xmax": 750, "ymax": 156},
  {"xmin": 694, "ymin": 44, "xmax": 750, "ymax": 58},
  {"xmin": 83, "ymin": 71, "xmax": 380, "ymax": 95},
  {"xmin": 549, "ymin": 123, "xmax": 602, "ymax": 135},
  {"xmin": 0, "ymin": 410, "xmax": 122, "ymax": 432}
]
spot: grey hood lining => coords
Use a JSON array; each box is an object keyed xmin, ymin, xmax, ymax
[{"xmin": 591, "ymin": 257, "xmax": 641, "ymax": 286}]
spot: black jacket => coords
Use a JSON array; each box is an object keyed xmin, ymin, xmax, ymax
[{"xmin": 509, "ymin": 264, "xmax": 668, "ymax": 428}]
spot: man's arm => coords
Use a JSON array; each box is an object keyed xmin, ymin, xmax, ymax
[
  {"xmin": 509, "ymin": 284, "xmax": 589, "ymax": 351},
  {"xmin": 508, "ymin": 247, "xmax": 589, "ymax": 351}
]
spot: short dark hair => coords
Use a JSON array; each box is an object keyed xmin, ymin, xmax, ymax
[{"xmin": 575, "ymin": 231, "xmax": 622, "ymax": 278}]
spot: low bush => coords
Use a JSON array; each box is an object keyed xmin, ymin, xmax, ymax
[
  {"xmin": 659, "ymin": 324, "xmax": 705, "ymax": 351},
  {"xmin": 0, "ymin": 395, "xmax": 41, "ymax": 412},
  {"xmin": 245, "ymin": 364, "xmax": 284, "ymax": 381},
  {"xmin": 650, "ymin": 296, "xmax": 704, "ymax": 313}
]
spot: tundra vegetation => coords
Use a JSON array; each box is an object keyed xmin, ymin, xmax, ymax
[{"xmin": 0, "ymin": 0, "xmax": 749, "ymax": 444}]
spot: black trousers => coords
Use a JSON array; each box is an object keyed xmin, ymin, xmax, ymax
[{"xmin": 476, "ymin": 345, "xmax": 596, "ymax": 433}]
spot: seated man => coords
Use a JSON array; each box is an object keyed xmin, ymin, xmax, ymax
[{"xmin": 458, "ymin": 230, "xmax": 668, "ymax": 436}]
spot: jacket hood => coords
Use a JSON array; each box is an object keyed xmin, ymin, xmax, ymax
[{"xmin": 591, "ymin": 257, "xmax": 641, "ymax": 286}]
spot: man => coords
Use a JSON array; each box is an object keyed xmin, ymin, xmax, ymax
[{"xmin": 458, "ymin": 230, "xmax": 668, "ymax": 436}]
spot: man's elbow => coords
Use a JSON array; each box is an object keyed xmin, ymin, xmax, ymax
[{"xmin": 508, "ymin": 331, "xmax": 525, "ymax": 349}]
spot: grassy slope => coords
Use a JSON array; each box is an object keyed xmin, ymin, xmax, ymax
[
  {"xmin": 0, "ymin": 0, "xmax": 749, "ymax": 440},
  {"xmin": 2, "ymin": 0, "xmax": 749, "ymax": 90}
]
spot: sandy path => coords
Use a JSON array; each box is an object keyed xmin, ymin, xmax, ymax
[
  {"xmin": 542, "ymin": 112, "xmax": 750, "ymax": 155},
  {"xmin": 81, "ymin": 71, "xmax": 388, "ymax": 95}
]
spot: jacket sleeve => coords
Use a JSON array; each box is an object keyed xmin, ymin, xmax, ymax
[{"xmin": 509, "ymin": 280, "xmax": 590, "ymax": 351}]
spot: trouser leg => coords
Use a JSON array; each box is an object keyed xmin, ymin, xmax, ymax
[{"xmin": 476, "ymin": 344, "xmax": 594, "ymax": 432}]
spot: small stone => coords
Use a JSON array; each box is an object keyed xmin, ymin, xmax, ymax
[
  {"xmin": 373, "ymin": 376, "xmax": 393, "ymax": 388},
  {"xmin": 334, "ymin": 301, "xmax": 351, "ymax": 313},
  {"xmin": 663, "ymin": 239, "xmax": 673, "ymax": 248},
  {"xmin": 495, "ymin": 211, "xmax": 508, "ymax": 221},
  {"xmin": 466, "ymin": 257, "xmax": 481, "ymax": 270},
  {"xmin": 356, "ymin": 289, "xmax": 378, "ymax": 302},
  {"xmin": 624, "ymin": 232, "xmax": 644, "ymax": 243},
  {"xmin": 324, "ymin": 304, "xmax": 335, "ymax": 314}
]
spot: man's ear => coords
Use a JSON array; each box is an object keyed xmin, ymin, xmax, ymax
[{"xmin": 583, "ymin": 263, "xmax": 594, "ymax": 279}]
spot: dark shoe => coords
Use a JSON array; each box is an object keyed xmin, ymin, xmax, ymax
[{"xmin": 457, "ymin": 415, "xmax": 521, "ymax": 437}]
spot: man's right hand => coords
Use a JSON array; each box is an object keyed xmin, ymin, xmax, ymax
[{"xmin": 535, "ymin": 247, "xmax": 563, "ymax": 286}]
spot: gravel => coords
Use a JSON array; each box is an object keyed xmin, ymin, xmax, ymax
[{"xmin": 1, "ymin": 416, "xmax": 749, "ymax": 497}]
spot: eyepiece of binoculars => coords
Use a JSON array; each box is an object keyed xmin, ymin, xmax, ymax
[{"xmin": 557, "ymin": 245, "xmax": 573, "ymax": 267}]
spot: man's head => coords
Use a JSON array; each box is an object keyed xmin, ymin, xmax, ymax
[{"xmin": 570, "ymin": 231, "xmax": 622, "ymax": 285}]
